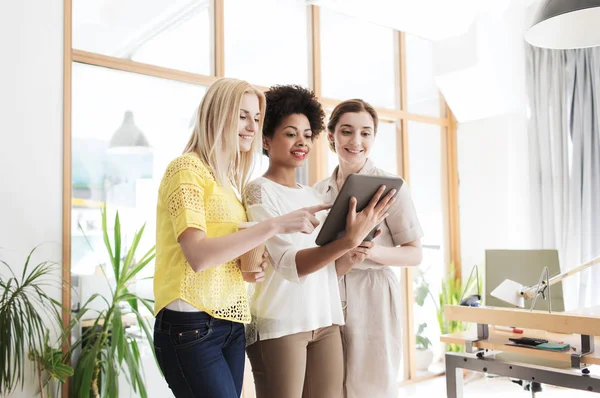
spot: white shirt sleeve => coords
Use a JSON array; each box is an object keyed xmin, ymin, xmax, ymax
[{"xmin": 244, "ymin": 183, "xmax": 305, "ymax": 284}]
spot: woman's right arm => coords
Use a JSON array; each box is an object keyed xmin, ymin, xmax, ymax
[
  {"xmin": 179, "ymin": 204, "xmax": 330, "ymax": 273},
  {"xmin": 247, "ymin": 185, "xmax": 395, "ymax": 281}
]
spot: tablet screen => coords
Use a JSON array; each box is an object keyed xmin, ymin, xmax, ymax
[{"xmin": 315, "ymin": 173, "xmax": 404, "ymax": 246}]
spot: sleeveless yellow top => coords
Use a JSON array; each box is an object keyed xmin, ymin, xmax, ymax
[{"xmin": 153, "ymin": 153, "xmax": 251, "ymax": 323}]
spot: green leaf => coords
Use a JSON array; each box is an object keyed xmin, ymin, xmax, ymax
[
  {"xmin": 124, "ymin": 249, "xmax": 155, "ymax": 284},
  {"xmin": 122, "ymin": 288, "xmax": 139, "ymax": 313},
  {"xmin": 123, "ymin": 338, "xmax": 148, "ymax": 398},
  {"xmin": 104, "ymin": 351, "xmax": 118, "ymax": 398},
  {"xmin": 74, "ymin": 340, "xmax": 99, "ymax": 398},
  {"xmin": 111, "ymin": 307, "xmax": 125, "ymax": 365},
  {"xmin": 129, "ymin": 307, "xmax": 154, "ymax": 343},
  {"xmin": 137, "ymin": 245, "xmax": 156, "ymax": 267},
  {"xmin": 121, "ymin": 224, "xmax": 146, "ymax": 282},
  {"xmin": 20, "ymin": 245, "xmax": 38, "ymax": 280},
  {"xmin": 113, "ymin": 210, "xmax": 122, "ymax": 283},
  {"xmin": 101, "ymin": 206, "xmax": 115, "ymax": 268},
  {"xmin": 414, "ymin": 283, "xmax": 429, "ymax": 307}
]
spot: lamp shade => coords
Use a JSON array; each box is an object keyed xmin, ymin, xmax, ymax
[
  {"xmin": 525, "ymin": 0, "xmax": 600, "ymax": 49},
  {"xmin": 491, "ymin": 279, "xmax": 526, "ymax": 308},
  {"xmin": 108, "ymin": 110, "xmax": 150, "ymax": 149}
]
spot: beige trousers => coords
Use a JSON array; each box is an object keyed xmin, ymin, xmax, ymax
[{"xmin": 246, "ymin": 325, "xmax": 344, "ymax": 398}]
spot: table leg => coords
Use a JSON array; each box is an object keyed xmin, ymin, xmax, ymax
[{"xmin": 445, "ymin": 353, "xmax": 464, "ymax": 398}]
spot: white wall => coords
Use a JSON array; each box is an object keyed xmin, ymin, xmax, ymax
[
  {"xmin": 0, "ymin": 1, "xmax": 64, "ymax": 397},
  {"xmin": 0, "ymin": 2, "xmax": 172, "ymax": 397},
  {"xmin": 449, "ymin": 0, "xmax": 539, "ymax": 280},
  {"xmin": 457, "ymin": 111, "xmax": 535, "ymax": 279}
]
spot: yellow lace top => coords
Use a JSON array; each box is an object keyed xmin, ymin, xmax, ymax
[{"xmin": 153, "ymin": 152, "xmax": 251, "ymax": 323}]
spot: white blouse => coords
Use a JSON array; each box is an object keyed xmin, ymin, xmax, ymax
[{"xmin": 242, "ymin": 177, "xmax": 344, "ymax": 346}]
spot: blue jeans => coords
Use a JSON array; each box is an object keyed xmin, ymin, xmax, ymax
[{"xmin": 153, "ymin": 309, "xmax": 246, "ymax": 398}]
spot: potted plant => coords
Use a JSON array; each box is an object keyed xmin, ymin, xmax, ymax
[
  {"xmin": 414, "ymin": 264, "xmax": 481, "ymax": 354},
  {"xmin": 28, "ymin": 333, "xmax": 75, "ymax": 398},
  {"xmin": 415, "ymin": 322, "xmax": 433, "ymax": 371},
  {"xmin": 413, "ymin": 267, "xmax": 435, "ymax": 370},
  {"xmin": 434, "ymin": 265, "xmax": 481, "ymax": 353},
  {"xmin": 0, "ymin": 246, "xmax": 73, "ymax": 397},
  {"xmin": 71, "ymin": 206, "xmax": 155, "ymax": 398}
]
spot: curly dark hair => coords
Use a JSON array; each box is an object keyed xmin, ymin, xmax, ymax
[{"xmin": 262, "ymin": 85, "xmax": 325, "ymax": 156}]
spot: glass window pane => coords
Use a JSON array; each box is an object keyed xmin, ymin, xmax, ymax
[
  {"xmin": 73, "ymin": 0, "xmax": 211, "ymax": 75},
  {"xmin": 369, "ymin": 123, "xmax": 398, "ymax": 175},
  {"xmin": 224, "ymin": 0, "xmax": 309, "ymax": 86},
  {"xmin": 321, "ymin": 9, "xmax": 397, "ymax": 109},
  {"xmin": 327, "ymin": 122, "xmax": 398, "ymax": 176},
  {"xmin": 249, "ymin": 154, "xmax": 270, "ymax": 182},
  {"xmin": 406, "ymin": 34, "xmax": 442, "ymax": 117},
  {"xmin": 71, "ymin": 63, "xmax": 206, "ymax": 315},
  {"xmin": 407, "ymin": 122, "xmax": 445, "ymax": 374}
]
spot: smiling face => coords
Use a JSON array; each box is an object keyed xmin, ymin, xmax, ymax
[
  {"xmin": 237, "ymin": 93, "xmax": 261, "ymax": 152},
  {"xmin": 329, "ymin": 111, "xmax": 375, "ymax": 168},
  {"xmin": 263, "ymin": 113, "xmax": 313, "ymax": 169}
]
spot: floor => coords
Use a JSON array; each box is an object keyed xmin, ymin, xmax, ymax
[{"xmin": 399, "ymin": 372, "xmax": 598, "ymax": 397}]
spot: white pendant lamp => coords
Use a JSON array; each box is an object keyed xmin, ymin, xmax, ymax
[
  {"xmin": 525, "ymin": 0, "xmax": 600, "ymax": 49},
  {"xmin": 108, "ymin": 110, "xmax": 150, "ymax": 151}
]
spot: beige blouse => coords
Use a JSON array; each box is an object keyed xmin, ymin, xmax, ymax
[{"xmin": 313, "ymin": 158, "xmax": 423, "ymax": 270}]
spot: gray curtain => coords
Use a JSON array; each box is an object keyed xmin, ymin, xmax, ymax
[{"xmin": 526, "ymin": 45, "xmax": 600, "ymax": 310}]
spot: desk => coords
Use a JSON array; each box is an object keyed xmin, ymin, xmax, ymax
[{"xmin": 441, "ymin": 305, "xmax": 600, "ymax": 397}]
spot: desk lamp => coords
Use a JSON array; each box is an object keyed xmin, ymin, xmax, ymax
[
  {"xmin": 491, "ymin": 255, "xmax": 600, "ymax": 309},
  {"xmin": 459, "ymin": 265, "xmax": 482, "ymax": 307}
]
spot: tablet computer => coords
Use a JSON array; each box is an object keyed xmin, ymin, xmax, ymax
[{"xmin": 315, "ymin": 173, "xmax": 404, "ymax": 246}]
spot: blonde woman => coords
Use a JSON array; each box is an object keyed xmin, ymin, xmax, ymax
[
  {"xmin": 153, "ymin": 78, "xmax": 330, "ymax": 398},
  {"xmin": 314, "ymin": 99, "xmax": 423, "ymax": 398}
]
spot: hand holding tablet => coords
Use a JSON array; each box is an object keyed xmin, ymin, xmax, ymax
[
  {"xmin": 343, "ymin": 185, "xmax": 396, "ymax": 247},
  {"xmin": 315, "ymin": 174, "xmax": 404, "ymax": 246}
]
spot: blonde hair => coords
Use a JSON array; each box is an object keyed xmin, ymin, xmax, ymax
[{"xmin": 184, "ymin": 78, "xmax": 266, "ymax": 192}]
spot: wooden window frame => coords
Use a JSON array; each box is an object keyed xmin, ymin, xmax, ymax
[{"xmin": 61, "ymin": 1, "xmax": 460, "ymax": 396}]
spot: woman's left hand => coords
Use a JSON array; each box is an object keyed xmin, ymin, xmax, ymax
[
  {"xmin": 346, "ymin": 228, "xmax": 381, "ymax": 264},
  {"xmin": 346, "ymin": 242, "xmax": 371, "ymax": 264},
  {"xmin": 241, "ymin": 250, "xmax": 269, "ymax": 283}
]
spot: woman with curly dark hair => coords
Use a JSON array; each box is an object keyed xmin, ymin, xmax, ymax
[{"xmin": 242, "ymin": 85, "xmax": 395, "ymax": 398}]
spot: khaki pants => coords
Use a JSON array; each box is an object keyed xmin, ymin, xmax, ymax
[{"xmin": 246, "ymin": 325, "xmax": 343, "ymax": 398}]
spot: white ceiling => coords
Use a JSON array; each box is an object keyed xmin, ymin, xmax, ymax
[
  {"xmin": 310, "ymin": 0, "xmax": 546, "ymax": 122},
  {"xmin": 74, "ymin": 0, "xmax": 543, "ymax": 56},
  {"xmin": 73, "ymin": 0, "xmax": 546, "ymax": 122},
  {"xmin": 73, "ymin": 0, "xmax": 208, "ymax": 56},
  {"xmin": 308, "ymin": 0, "xmax": 542, "ymax": 41}
]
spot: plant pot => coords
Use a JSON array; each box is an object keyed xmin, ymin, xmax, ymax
[{"xmin": 415, "ymin": 348, "xmax": 434, "ymax": 371}]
